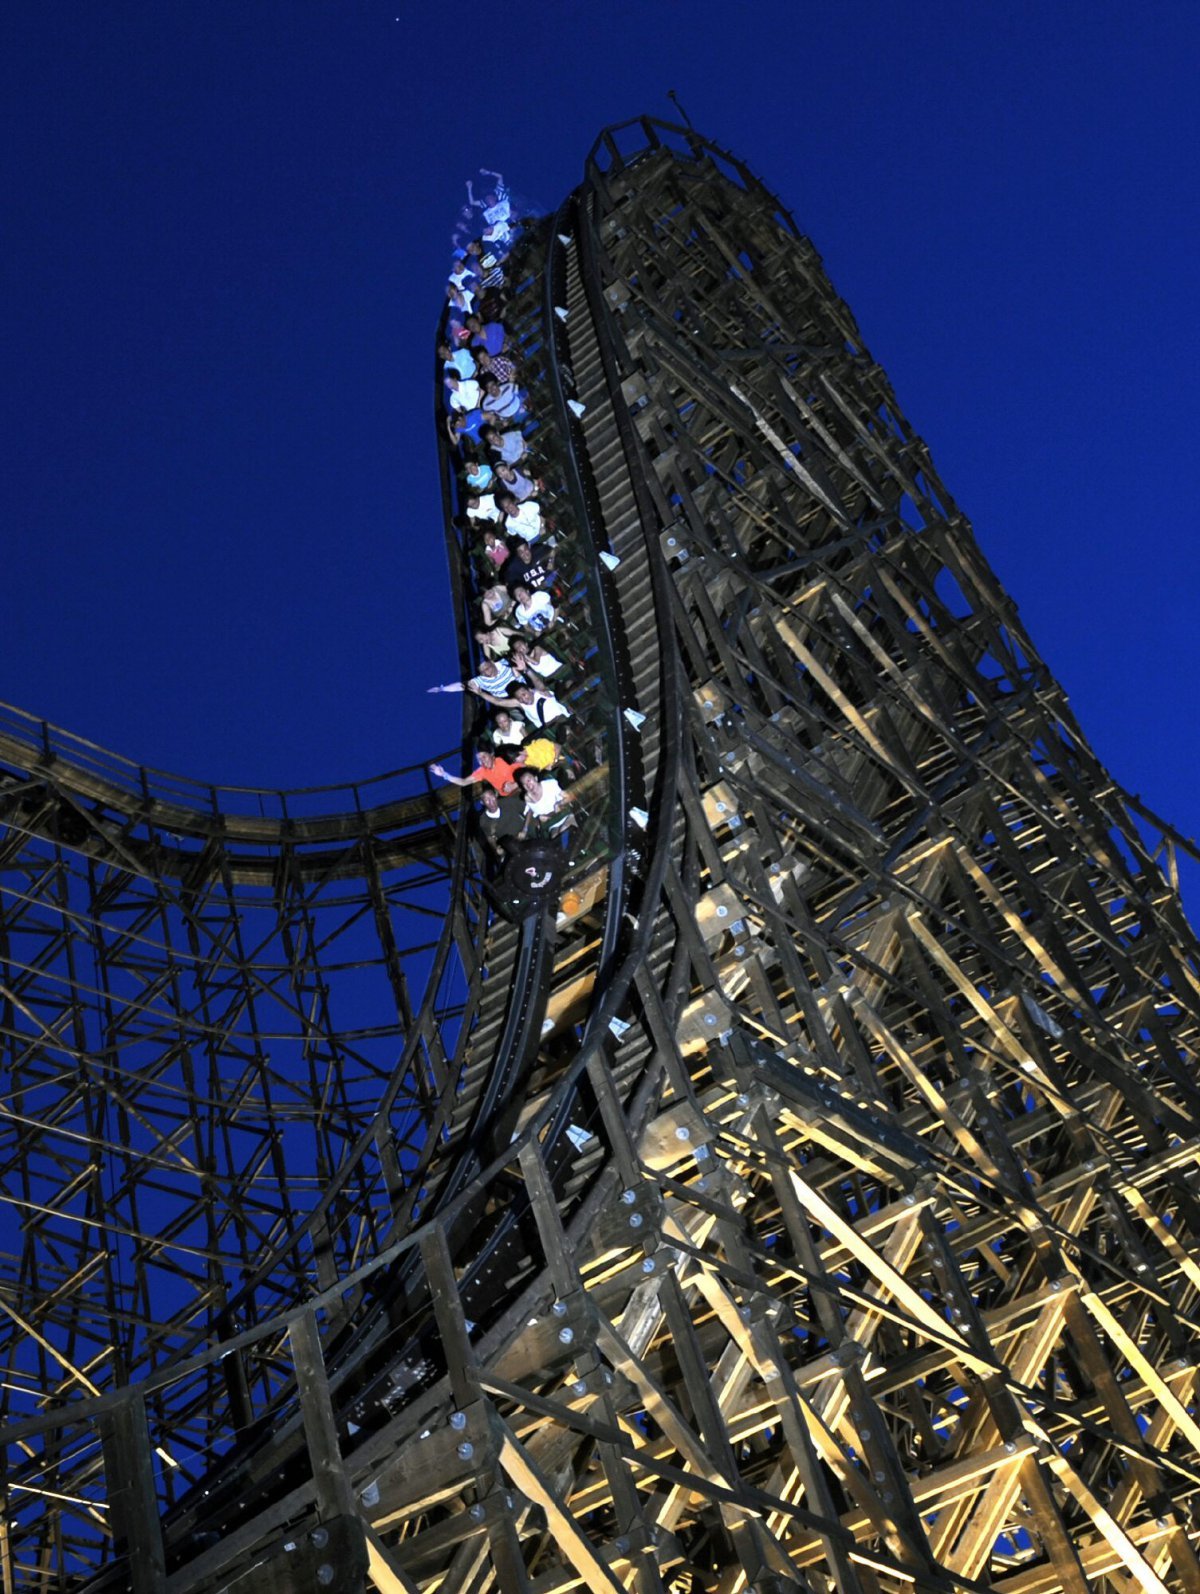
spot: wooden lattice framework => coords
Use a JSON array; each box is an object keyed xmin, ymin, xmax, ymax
[{"xmin": 2, "ymin": 117, "xmax": 1200, "ymax": 1594}]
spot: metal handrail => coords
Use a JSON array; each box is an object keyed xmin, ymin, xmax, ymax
[{"xmin": 0, "ymin": 695, "xmax": 442, "ymax": 821}]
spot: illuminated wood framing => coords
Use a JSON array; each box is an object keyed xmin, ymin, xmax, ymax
[{"xmin": 3, "ymin": 117, "xmax": 1199, "ymax": 1594}]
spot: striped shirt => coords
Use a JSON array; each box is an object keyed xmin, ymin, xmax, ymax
[
  {"xmin": 469, "ymin": 661, "xmax": 517, "ymax": 697},
  {"xmin": 482, "ymin": 382, "xmax": 525, "ymax": 422}
]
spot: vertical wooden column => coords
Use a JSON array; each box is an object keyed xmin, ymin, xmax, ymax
[{"xmin": 100, "ymin": 1390, "xmax": 166, "ymax": 1594}]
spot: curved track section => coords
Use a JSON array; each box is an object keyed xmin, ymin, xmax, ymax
[
  {"xmin": 5, "ymin": 119, "xmax": 1200, "ymax": 1594},
  {"xmin": 0, "ymin": 163, "xmax": 671, "ymax": 1590}
]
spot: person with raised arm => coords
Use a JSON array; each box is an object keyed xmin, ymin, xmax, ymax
[{"xmin": 429, "ymin": 749, "xmax": 520, "ymax": 796}]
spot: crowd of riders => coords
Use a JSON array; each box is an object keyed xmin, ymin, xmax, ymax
[{"xmin": 429, "ymin": 170, "xmax": 583, "ymax": 861}]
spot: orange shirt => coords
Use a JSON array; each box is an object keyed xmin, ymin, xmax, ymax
[{"xmin": 469, "ymin": 757, "xmax": 519, "ymax": 794}]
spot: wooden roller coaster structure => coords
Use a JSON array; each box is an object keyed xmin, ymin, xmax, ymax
[{"xmin": 2, "ymin": 116, "xmax": 1200, "ymax": 1594}]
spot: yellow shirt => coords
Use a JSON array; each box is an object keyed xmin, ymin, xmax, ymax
[{"xmin": 523, "ymin": 737, "xmax": 558, "ymax": 771}]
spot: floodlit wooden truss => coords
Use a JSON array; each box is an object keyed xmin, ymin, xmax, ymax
[
  {"xmin": 3, "ymin": 117, "xmax": 1200, "ymax": 1594},
  {"xmin": 0, "ymin": 729, "xmax": 474, "ymax": 1586}
]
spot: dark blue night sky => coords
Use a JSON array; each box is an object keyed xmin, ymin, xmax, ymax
[{"xmin": 3, "ymin": 2, "xmax": 1197, "ymax": 894}]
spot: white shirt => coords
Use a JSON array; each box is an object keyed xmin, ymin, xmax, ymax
[
  {"xmin": 523, "ymin": 778, "xmax": 565, "ymax": 819},
  {"xmin": 527, "ymin": 650, "xmax": 563, "ymax": 679},
  {"xmin": 483, "ymin": 199, "xmax": 512, "ymax": 244},
  {"xmin": 444, "ymin": 347, "xmax": 476, "ymax": 380},
  {"xmin": 449, "ymin": 378, "xmax": 482, "ymax": 413},
  {"xmin": 520, "ymin": 691, "xmax": 570, "ymax": 728},
  {"xmin": 468, "ymin": 495, "xmax": 503, "ymax": 524},
  {"xmin": 448, "ymin": 278, "xmax": 476, "ymax": 313},
  {"xmin": 504, "ymin": 498, "xmax": 543, "ymax": 541},
  {"xmin": 515, "ymin": 591, "xmax": 554, "ymax": 633}
]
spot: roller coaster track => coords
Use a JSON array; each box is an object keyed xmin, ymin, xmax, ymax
[
  {"xmin": 5, "ymin": 117, "xmax": 1200, "ymax": 1594},
  {"xmin": 0, "ymin": 149, "xmax": 680, "ymax": 1588},
  {"xmin": 116, "ymin": 182, "xmax": 684, "ymax": 1582}
]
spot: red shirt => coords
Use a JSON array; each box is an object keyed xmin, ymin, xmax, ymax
[{"xmin": 469, "ymin": 757, "xmax": 519, "ymax": 794}]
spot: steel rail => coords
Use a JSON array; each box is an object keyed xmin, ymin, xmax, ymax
[
  {"xmin": 12, "ymin": 177, "xmax": 692, "ymax": 1592},
  {"xmin": 90, "ymin": 201, "xmax": 645, "ymax": 1577}
]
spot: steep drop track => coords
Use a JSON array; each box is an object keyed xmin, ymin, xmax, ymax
[{"xmin": 5, "ymin": 118, "xmax": 1200, "ymax": 1594}]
